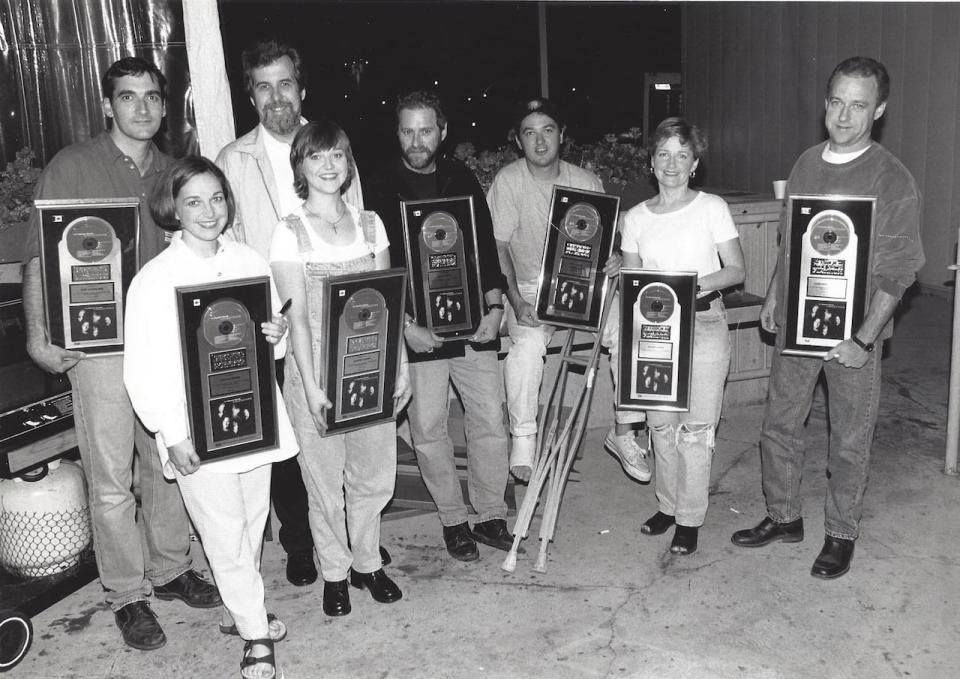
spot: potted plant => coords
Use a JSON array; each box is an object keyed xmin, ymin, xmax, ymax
[
  {"xmin": 455, "ymin": 129, "xmax": 653, "ymax": 208},
  {"xmin": 0, "ymin": 148, "xmax": 42, "ymax": 264},
  {"xmin": 564, "ymin": 128, "xmax": 654, "ymax": 209}
]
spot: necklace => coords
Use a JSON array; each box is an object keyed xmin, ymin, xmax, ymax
[{"xmin": 304, "ymin": 203, "xmax": 346, "ymax": 233}]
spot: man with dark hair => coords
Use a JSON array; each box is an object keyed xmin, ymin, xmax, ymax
[
  {"xmin": 732, "ymin": 57, "xmax": 924, "ymax": 579},
  {"xmin": 21, "ymin": 56, "xmax": 219, "ymax": 651},
  {"xmin": 487, "ymin": 97, "xmax": 637, "ymax": 485},
  {"xmin": 365, "ymin": 90, "xmax": 513, "ymax": 562},
  {"xmin": 215, "ymin": 39, "xmax": 365, "ymax": 587}
]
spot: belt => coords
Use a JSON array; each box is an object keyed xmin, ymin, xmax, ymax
[{"xmin": 695, "ymin": 290, "xmax": 722, "ymax": 311}]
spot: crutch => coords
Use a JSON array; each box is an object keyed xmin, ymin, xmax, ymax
[{"xmin": 502, "ymin": 281, "xmax": 618, "ymax": 573}]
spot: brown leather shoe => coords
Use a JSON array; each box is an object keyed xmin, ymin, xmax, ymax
[
  {"xmin": 285, "ymin": 549, "xmax": 318, "ymax": 587},
  {"xmin": 114, "ymin": 601, "xmax": 166, "ymax": 651},
  {"xmin": 322, "ymin": 579, "xmax": 351, "ymax": 617},
  {"xmin": 153, "ymin": 570, "xmax": 221, "ymax": 608},
  {"xmin": 442, "ymin": 522, "xmax": 479, "ymax": 561},
  {"xmin": 350, "ymin": 568, "xmax": 402, "ymax": 603},
  {"xmin": 470, "ymin": 519, "xmax": 514, "ymax": 552},
  {"xmin": 811, "ymin": 536, "xmax": 854, "ymax": 579},
  {"xmin": 731, "ymin": 517, "xmax": 804, "ymax": 548}
]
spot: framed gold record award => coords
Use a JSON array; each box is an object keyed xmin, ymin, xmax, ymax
[
  {"xmin": 318, "ymin": 268, "xmax": 407, "ymax": 436},
  {"xmin": 176, "ymin": 277, "xmax": 278, "ymax": 463},
  {"xmin": 37, "ymin": 198, "xmax": 140, "ymax": 355},
  {"xmin": 782, "ymin": 194, "xmax": 876, "ymax": 357},
  {"xmin": 400, "ymin": 196, "xmax": 484, "ymax": 341},
  {"xmin": 535, "ymin": 186, "xmax": 620, "ymax": 331},
  {"xmin": 616, "ymin": 270, "xmax": 697, "ymax": 412}
]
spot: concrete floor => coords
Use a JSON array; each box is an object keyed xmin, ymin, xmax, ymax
[{"xmin": 14, "ymin": 292, "xmax": 959, "ymax": 678}]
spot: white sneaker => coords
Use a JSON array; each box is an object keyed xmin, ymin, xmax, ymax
[{"xmin": 603, "ymin": 429, "xmax": 651, "ymax": 482}]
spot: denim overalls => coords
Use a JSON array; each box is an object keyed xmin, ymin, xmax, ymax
[{"xmin": 281, "ymin": 210, "xmax": 397, "ymax": 581}]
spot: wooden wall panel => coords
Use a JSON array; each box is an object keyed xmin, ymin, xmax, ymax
[{"xmin": 682, "ymin": 2, "xmax": 960, "ymax": 293}]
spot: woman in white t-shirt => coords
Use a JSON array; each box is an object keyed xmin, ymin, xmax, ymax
[
  {"xmin": 619, "ymin": 118, "xmax": 745, "ymax": 556},
  {"xmin": 269, "ymin": 120, "xmax": 411, "ymax": 618}
]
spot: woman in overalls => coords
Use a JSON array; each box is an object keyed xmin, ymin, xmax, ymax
[{"xmin": 270, "ymin": 120, "xmax": 411, "ymax": 618}]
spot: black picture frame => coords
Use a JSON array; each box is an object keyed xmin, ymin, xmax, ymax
[
  {"xmin": 535, "ymin": 186, "xmax": 620, "ymax": 331},
  {"xmin": 176, "ymin": 276, "xmax": 278, "ymax": 463},
  {"xmin": 782, "ymin": 194, "xmax": 877, "ymax": 357},
  {"xmin": 37, "ymin": 198, "xmax": 140, "ymax": 355},
  {"xmin": 318, "ymin": 268, "xmax": 407, "ymax": 436},
  {"xmin": 617, "ymin": 269, "xmax": 697, "ymax": 412},
  {"xmin": 400, "ymin": 196, "xmax": 484, "ymax": 341}
]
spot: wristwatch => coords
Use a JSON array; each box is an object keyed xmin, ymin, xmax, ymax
[{"xmin": 850, "ymin": 334, "xmax": 875, "ymax": 352}]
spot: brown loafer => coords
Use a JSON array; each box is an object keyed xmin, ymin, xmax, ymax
[
  {"xmin": 153, "ymin": 570, "xmax": 221, "ymax": 608},
  {"xmin": 471, "ymin": 519, "xmax": 514, "ymax": 552},
  {"xmin": 115, "ymin": 601, "xmax": 166, "ymax": 651},
  {"xmin": 731, "ymin": 517, "xmax": 803, "ymax": 548},
  {"xmin": 810, "ymin": 536, "xmax": 854, "ymax": 579},
  {"xmin": 350, "ymin": 568, "xmax": 402, "ymax": 603}
]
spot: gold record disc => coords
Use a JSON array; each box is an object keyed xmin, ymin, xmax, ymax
[
  {"xmin": 808, "ymin": 210, "xmax": 853, "ymax": 256},
  {"xmin": 421, "ymin": 211, "xmax": 459, "ymax": 253},
  {"xmin": 562, "ymin": 202, "xmax": 601, "ymax": 242},
  {"xmin": 64, "ymin": 217, "xmax": 116, "ymax": 262},
  {"xmin": 201, "ymin": 299, "xmax": 251, "ymax": 348},
  {"xmin": 638, "ymin": 284, "xmax": 676, "ymax": 323},
  {"xmin": 344, "ymin": 288, "xmax": 386, "ymax": 329}
]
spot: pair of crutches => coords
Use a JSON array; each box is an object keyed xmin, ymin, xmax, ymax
[{"xmin": 502, "ymin": 280, "xmax": 618, "ymax": 574}]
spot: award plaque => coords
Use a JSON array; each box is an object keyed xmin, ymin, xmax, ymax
[
  {"xmin": 37, "ymin": 198, "xmax": 140, "ymax": 355},
  {"xmin": 176, "ymin": 277, "xmax": 278, "ymax": 463},
  {"xmin": 782, "ymin": 194, "xmax": 877, "ymax": 357},
  {"xmin": 535, "ymin": 186, "xmax": 620, "ymax": 331},
  {"xmin": 319, "ymin": 268, "xmax": 407, "ymax": 436},
  {"xmin": 400, "ymin": 196, "xmax": 484, "ymax": 341},
  {"xmin": 617, "ymin": 270, "xmax": 697, "ymax": 412}
]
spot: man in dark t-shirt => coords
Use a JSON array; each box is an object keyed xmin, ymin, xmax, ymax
[{"xmin": 366, "ymin": 91, "xmax": 512, "ymax": 563}]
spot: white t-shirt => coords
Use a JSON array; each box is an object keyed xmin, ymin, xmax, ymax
[
  {"xmin": 620, "ymin": 191, "xmax": 738, "ymax": 276},
  {"xmin": 259, "ymin": 124, "xmax": 302, "ymax": 218},
  {"xmin": 269, "ymin": 203, "xmax": 389, "ymax": 264},
  {"xmin": 488, "ymin": 158, "xmax": 604, "ymax": 290}
]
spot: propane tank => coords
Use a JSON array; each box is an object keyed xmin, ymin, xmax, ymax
[{"xmin": 0, "ymin": 459, "xmax": 91, "ymax": 578}]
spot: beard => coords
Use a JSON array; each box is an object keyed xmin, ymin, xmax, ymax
[
  {"xmin": 402, "ymin": 144, "xmax": 439, "ymax": 171},
  {"xmin": 261, "ymin": 102, "xmax": 300, "ymax": 136}
]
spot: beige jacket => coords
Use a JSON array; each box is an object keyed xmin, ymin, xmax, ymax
[{"xmin": 215, "ymin": 124, "xmax": 364, "ymax": 259}]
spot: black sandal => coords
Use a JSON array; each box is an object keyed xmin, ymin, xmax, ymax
[
  {"xmin": 220, "ymin": 613, "xmax": 286, "ymax": 641},
  {"xmin": 240, "ymin": 637, "xmax": 282, "ymax": 679},
  {"xmin": 670, "ymin": 525, "xmax": 699, "ymax": 555},
  {"xmin": 641, "ymin": 511, "xmax": 675, "ymax": 535}
]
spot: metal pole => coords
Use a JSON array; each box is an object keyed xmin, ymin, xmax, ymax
[
  {"xmin": 538, "ymin": 2, "xmax": 549, "ymax": 98},
  {"xmin": 945, "ymin": 227, "xmax": 960, "ymax": 476}
]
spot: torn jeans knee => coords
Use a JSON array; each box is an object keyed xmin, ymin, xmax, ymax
[{"xmin": 677, "ymin": 422, "xmax": 716, "ymax": 452}]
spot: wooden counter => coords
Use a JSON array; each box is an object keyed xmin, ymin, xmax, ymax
[{"xmin": 712, "ymin": 190, "xmax": 782, "ymax": 406}]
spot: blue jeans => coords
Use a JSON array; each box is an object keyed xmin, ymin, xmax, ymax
[
  {"xmin": 647, "ymin": 301, "xmax": 731, "ymax": 526},
  {"xmin": 407, "ymin": 347, "xmax": 509, "ymax": 526},
  {"xmin": 69, "ymin": 357, "xmax": 191, "ymax": 610},
  {"xmin": 283, "ymin": 358, "xmax": 396, "ymax": 581},
  {"xmin": 760, "ymin": 335, "xmax": 883, "ymax": 540}
]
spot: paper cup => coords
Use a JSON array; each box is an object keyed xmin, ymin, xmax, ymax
[{"xmin": 772, "ymin": 180, "xmax": 787, "ymax": 200}]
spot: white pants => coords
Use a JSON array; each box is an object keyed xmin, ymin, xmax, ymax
[
  {"xmin": 503, "ymin": 284, "xmax": 556, "ymax": 438},
  {"xmin": 505, "ymin": 286, "xmax": 645, "ymax": 435},
  {"xmin": 175, "ymin": 463, "xmax": 272, "ymax": 640}
]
